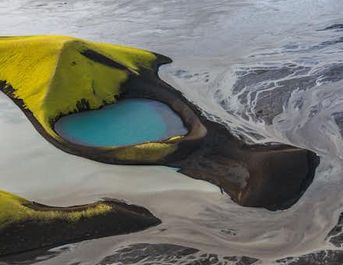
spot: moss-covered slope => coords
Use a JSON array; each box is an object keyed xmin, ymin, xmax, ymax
[
  {"xmin": 0, "ymin": 35, "xmax": 316, "ymax": 212},
  {"xmin": 0, "ymin": 190, "xmax": 111, "ymax": 232},
  {"xmin": 0, "ymin": 190, "xmax": 161, "ymax": 256},
  {"xmin": 0, "ymin": 36, "xmax": 189, "ymax": 163},
  {"xmin": 0, "ymin": 36, "xmax": 155, "ymax": 137}
]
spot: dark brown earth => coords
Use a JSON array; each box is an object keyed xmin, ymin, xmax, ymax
[
  {"xmin": 0, "ymin": 51, "xmax": 320, "ymax": 211},
  {"xmin": 0, "ymin": 47, "xmax": 322, "ymax": 262},
  {"xmin": 0, "ymin": 200, "xmax": 161, "ymax": 257},
  {"xmin": 121, "ymin": 55, "xmax": 320, "ymax": 210}
]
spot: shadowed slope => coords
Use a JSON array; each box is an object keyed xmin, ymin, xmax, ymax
[
  {"xmin": 0, "ymin": 35, "xmax": 319, "ymax": 212},
  {"xmin": 0, "ymin": 36, "xmax": 197, "ymax": 163},
  {"xmin": 0, "ymin": 190, "xmax": 161, "ymax": 256}
]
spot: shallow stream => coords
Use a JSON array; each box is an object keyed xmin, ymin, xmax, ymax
[{"xmin": 1, "ymin": 0, "xmax": 343, "ymax": 264}]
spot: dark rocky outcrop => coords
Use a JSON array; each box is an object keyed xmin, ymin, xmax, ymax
[
  {"xmin": 0, "ymin": 199, "xmax": 161, "ymax": 257},
  {"xmin": 121, "ymin": 59, "xmax": 320, "ymax": 210},
  {"xmin": 0, "ymin": 38, "xmax": 320, "ymax": 212}
]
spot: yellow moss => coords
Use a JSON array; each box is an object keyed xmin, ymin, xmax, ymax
[
  {"xmin": 0, "ymin": 190, "xmax": 113, "ymax": 232},
  {"xmin": 168, "ymin": 135, "xmax": 184, "ymax": 141},
  {"xmin": 0, "ymin": 35, "xmax": 180, "ymax": 162},
  {"xmin": 114, "ymin": 142, "xmax": 178, "ymax": 162},
  {"xmin": 0, "ymin": 35, "xmax": 156, "ymax": 138}
]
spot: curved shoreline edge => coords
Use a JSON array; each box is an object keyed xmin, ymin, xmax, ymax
[
  {"xmin": 0, "ymin": 36, "xmax": 319, "ymax": 210},
  {"xmin": 121, "ymin": 61, "xmax": 320, "ymax": 211},
  {"xmin": 0, "ymin": 190, "xmax": 161, "ymax": 256},
  {"xmin": 0, "ymin": 36, "xmax": 320, "ymax": 255}
]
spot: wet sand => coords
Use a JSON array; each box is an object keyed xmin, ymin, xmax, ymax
[{"xmin": 1, "ymin": 0, "xmax": 343, "ymax": 264}]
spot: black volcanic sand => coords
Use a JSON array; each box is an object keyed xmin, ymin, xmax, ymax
[
  {"xmin": 0, "ymin": 50, "xmax": 320, "ymax": 257},
  {"xmin": 4, "ymin": 243, "xmax": 342, "ymax": 265},
  {"xmin": 120, "ymin": 54, "xmax": 320, "ymax": 211},
  {"xmin": 327, "ymin": 212, "xmax": 343, "ymax": 247},
  {"xmin": 0, "ymin": 50, "xmax": 320, "ymax": 211},
  {"xmin": 55, "ymin": 51, "xmax": 320, "ymax": 211},
  {"xmin": 277, "ymin": 250, "xmax": 343, "ymax": 265},
  {"xmin": 92, "ymin": 243, "xmax": 258, "ymax": 265},
  {"xmin": 0, "ymin": 200, "xmax": 160, "ymax": 257},
  {"xmin": 98, "ymin": 244, "xmax": 343, "ymax": 265},
  {"xmin": 1, "ymin": 244, "xmax": 259, "ymax": 265}
]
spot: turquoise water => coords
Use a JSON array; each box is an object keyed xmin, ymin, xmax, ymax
[{"xmin": 54, "ymin": 99, "xmax": 187, "ymax": 147}]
